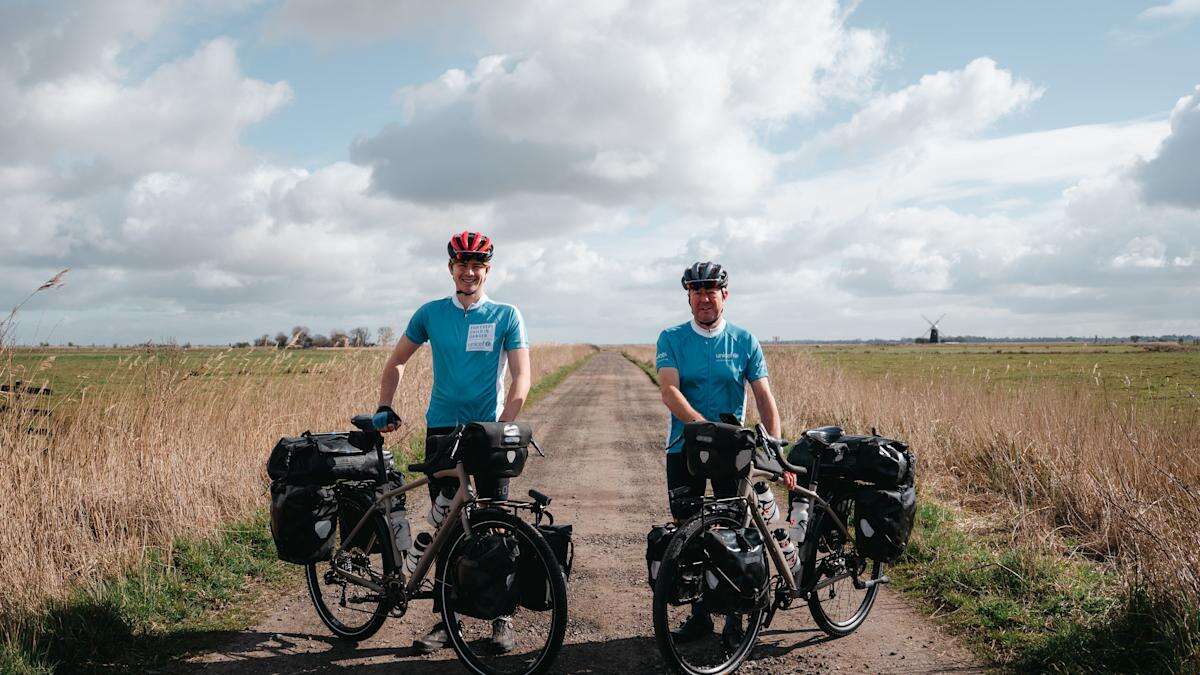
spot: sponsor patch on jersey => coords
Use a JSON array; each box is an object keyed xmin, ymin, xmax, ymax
[
  {"xmin": 715, "ymin": 352, "xmax": 740, "ymax": 360},
  {"xmin": 466, "ymin": 322, "xmax": 496, "ymax": 351}
]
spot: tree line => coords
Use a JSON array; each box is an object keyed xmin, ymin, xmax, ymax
[{"xmin": 238, "ymin": 326, "xmax": 396, "ymax": 349}]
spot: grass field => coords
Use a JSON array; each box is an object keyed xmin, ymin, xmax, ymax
[{"xmin": 788, "ymin": 342, "xmax": 1200, "ymax": 412}]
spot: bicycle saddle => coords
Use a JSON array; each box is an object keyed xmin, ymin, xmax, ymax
[{"xmin": 804, "ymin": 426, "xmax": 844, "ymax": 445}]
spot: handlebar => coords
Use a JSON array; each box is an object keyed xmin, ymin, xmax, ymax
[{"xmin": 753, "ymin": 422, "xmax": 808, "ymax": 476}]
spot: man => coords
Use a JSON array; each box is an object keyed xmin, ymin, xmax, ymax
[
  {"xmin": 376, "ymin": 230, "xmax": 531, "ymax": 654},
  {"xmin": 655, "ymin": 261, "xmax": 791, "ymax": 646}
]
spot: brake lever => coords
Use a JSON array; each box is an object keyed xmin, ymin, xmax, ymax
[{"xmin": 530, "ymin": 437, "xmax": 546, "ymax": 457}]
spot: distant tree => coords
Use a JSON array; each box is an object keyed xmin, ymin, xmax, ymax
[
  {"xmin": 350, "ymin": 327, "xmax": 370, "ymax": 347},
  {"xmin": 309, "ymin": 334, "xmax": 329, "ymax": 348},
  {"xmin": 274, "ymin": 332, "xmax": 288, "ymax": 348},
  {"xmin": 288, "ymin": 326, "xmax": 310, "ymax": 348},
  {"xmin": 329, "ymin": 329, "xmax": 349, "ymax": 348},
  {"xmin": 1131, "ymin": 335, "xmax": 1141, "ymax": 343},
  {"xmin": 377, "ymin": 326, "xmax": 395, "ymax": 348},
  {"xmin": 233, "ymin": 341, "xmax": 251, "ymax": 348},
  {"xmin": 253, "ymin": 334, "xmax": 271, "ymax": 347}
]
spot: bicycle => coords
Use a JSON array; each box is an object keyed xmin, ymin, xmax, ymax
[
  {"xmin": 652, "ymin": 422, "xmax": 888, "ymax": 675},
  {"xmin": 305, "ymin": 414, "xmax": 568, "ymax": 675}
]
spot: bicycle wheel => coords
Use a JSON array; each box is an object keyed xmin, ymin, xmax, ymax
[
  {"xmin": 805, "ymin": 496, "xmax": 882, "ymax": 637},
  {"xmin": 438, "ymin": 508, "xmax": 568, "ymax": 675},
  {"xmin": 652, "ymin": 508, "xmax": 766, "ymax": 675},
  {"xmin": 306, "ymin": 511, "xmax": 396, "ymax": 641}
]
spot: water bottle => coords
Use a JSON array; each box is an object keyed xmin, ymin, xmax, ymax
[
  {"xmin": 787, "ymin": 496, "xmax": 811, "ymax": 544},
  {"xmin": 773, "ymin": 528, "xmax": 800, "ymax": 577},
  {"xmin": 753, "ymin": 481, "xmax": 780, "ymax": 523},
  {"xmin": 404, "ymin": 531, "xmax": 433, "ymax": 576},
  {"xmin": 427, "ymin": 490, "xmax": 453, "ymax": 527}
]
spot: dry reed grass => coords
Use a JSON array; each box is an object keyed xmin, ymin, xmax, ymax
[
  {"xmin": 625, "ymin": 343, "xmax": 1199, "ymax": 632},
  {"xmin": 0, "ymin": 333, "xmax": 592, "ymax": 631}
]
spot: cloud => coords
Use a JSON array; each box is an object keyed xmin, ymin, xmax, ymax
[
  {"xmin": 349, "ymin": 0, "xmax": 886, "ymax": 210},
  {"xmin": 1136, "ymin": 85, "xmax": 1200, "ymax": 208},
  {"xmin": 1138, "ymin": 0, "xmax": 1200, "ymax": 21},
  {"xmin": 811, "ymin": 58, "xmax": 1043, "ymax": 155}
]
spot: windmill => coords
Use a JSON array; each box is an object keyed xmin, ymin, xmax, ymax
[{"xmin": 920, "ymin": 314, "xmax": 945, "ymax": 344}]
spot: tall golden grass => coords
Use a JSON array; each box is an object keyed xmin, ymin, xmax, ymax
[
  {"xmin": 625, "ymin": 342, "xmax": 1199, "ymax": 631},
  {"xmin": 0, "ymin": 335, "xmax": 592, "ymax": 629}
]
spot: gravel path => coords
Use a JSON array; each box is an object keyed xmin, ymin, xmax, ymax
[{"xmin": 188, "ymin": 350, "xmax": 985, "ymax": 673}]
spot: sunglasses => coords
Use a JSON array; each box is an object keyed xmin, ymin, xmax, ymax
[
  {"xmin": 685, "ymin": 281, "xmax": 724, "ymax": 291},
  {"xmin": 451, "ymin": 253, "xmax": 491, "ymax": 264}
]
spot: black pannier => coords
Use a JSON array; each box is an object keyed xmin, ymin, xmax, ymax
[
  {"xmin": 792, "ymin": 433, "xmax": 914, "ymax": 488},
  {"xmin": 267, "ymin": 431, "xmax": 392, "ymax": 485},
  {"xmin": 699, "ymin": 527, "xmax": 768, "ymax": 614},
  {"xmin": 269, "ymin": 482, "xmax": 337, "ymax": 564},
  {"xmin": 336, "ymin": 480, "xmax": 406, "ymax": 554},
  {"xmin": 646, "ymin": 523, "xmax": 677, "ymax": 588},
  {"xmin": 517, "ymin": 524, "xmax": 574, "ymax": 611},
  {"xmin": 452, "ymin": 533, "xmax": 522, "ymax": 620},
  {"xmin": 459, "ymin": 421, "xmax": 531, "ymax": 478},
  {"xmin": 684, "ymin": 421, "xmax": 755, "ymax": 480},
  {"xmin": 855, "ymin": 485, "xmax": 917, "ymax": 563}
]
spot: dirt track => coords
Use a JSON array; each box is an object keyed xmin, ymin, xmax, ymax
[{"xmin": 189, "ymin": 350, "xmax": 984, "ymax": 673}]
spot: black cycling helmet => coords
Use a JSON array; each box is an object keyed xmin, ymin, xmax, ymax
[{"xmin": 681, "ymin": 261, "xmax": 728, "ymax": 290}]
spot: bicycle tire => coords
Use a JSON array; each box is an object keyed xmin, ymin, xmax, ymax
[
  {"xmin": 652, "ymin": 508, "xmax": 766, "ymax": 675},
  {"xmin": 804, "ymin": 496, "xmax": 882, "ymax": 637},
  {"xmin": 305, "ymin": 511, "xmax": 395, "ymax": 641},
  {"xmin": 438, "ymin": 508, "xmax": 568, "ymax": 675}
]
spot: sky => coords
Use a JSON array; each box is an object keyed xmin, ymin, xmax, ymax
[{"xmin": 1, "ymin": 0, "xmax": 1198, "ymax": 345}]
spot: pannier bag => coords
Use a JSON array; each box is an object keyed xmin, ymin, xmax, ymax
[
  {"xmin": 646, "ymin": 523, "xmax": 678, "ymax": 588},
  {"xmin": 797, "ymin": 433, "xmax": 914, "ymax": 488},
  {"xmin": 460, "ymin": 421, "xmax": 532, "ymax": 478},
  {"xmin": 517, "ymin": 523, "xmax": 575, "ymax": 611},
  {"xmin": 855, "ymin": 485, "xmax": 917, "ymax": 563},
  {"xmin": 337, "ymin": 479, "xmax": 408, "ymax": 554},
  {"xmin": 269, "ymin": 482, "xmax": 337, "ymax": 564},
  {"xmin": 267, "ymin": 431, "xmax": 393, "ymax": 485},
  {"xmin": 683, "ymin": 421, "xmax": 755, "ymax": 480},
  {"xmin": 699, "ymin": 527, "xmax": 768, "ymax": 614},
  {"xmin": 452, "ymin": 533, "xmax": 522, "ymax": 620}
]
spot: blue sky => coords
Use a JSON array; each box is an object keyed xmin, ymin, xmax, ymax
[{"xmin": 1, "ymin": 1, "xmax": 1198, "ymax": 345}]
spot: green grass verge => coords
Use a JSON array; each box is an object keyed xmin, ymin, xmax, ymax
[
  {"xmin": 3, "ymin": 511, "xmax": 292, "ymax": 674},
  {"xmin": 892, "ymin": 499, "xmax": 1198, "ymax": 672},
  {"xmin": 621, "ymin": 350, "xmax": 658, "ymax": 384}
]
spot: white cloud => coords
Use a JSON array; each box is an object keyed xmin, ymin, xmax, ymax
[
  {"xmin": 1136, "ymin": 85, "xmax": 1200, "ymax": 208},
  {"xmin": 1138, "ymin": 0, "xmax": 1200, "ymax": 21},
  {"xmin": 811, "ymin": 58, "xmax": 1043, "ymax": 155},
  {"xmin": 350, "ymin": 0, "xmax": 886, "ymax": 210}
]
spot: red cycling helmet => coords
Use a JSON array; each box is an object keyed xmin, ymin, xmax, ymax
[{"xmin": 447, "ymin": 231, "xmax": 494, "ymax": 262}]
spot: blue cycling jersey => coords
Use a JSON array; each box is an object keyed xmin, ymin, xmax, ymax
[
  {"xmin": 655, "ymin": 319, "xmax": 768, "ymax": 453},
  {"xmin": 404, "ymin": 294, "xmax": 529, "ymax": 428}
]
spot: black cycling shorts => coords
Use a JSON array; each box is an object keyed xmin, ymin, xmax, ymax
[{"xmin": 665, "ymin": 452, "xmax": 738, "ymax": 521}]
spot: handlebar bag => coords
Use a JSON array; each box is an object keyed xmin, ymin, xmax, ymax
[
  {"xmin": 854, "ymin": 485, "xmax": 917, "ymax": 563},
  {"xmin": 683, "ymin": 421, "xmax": 755, "ymax": 479},
  {"xmin": 269, "ymin": 481, "xmax": 337, "ymax": 564},
  {"xmin": 459, "ymin": 421, "xmax": 531, "ymax": 478},
  {"xmin": 452, "ymin": 532, "xmax": 522, "ymax": 620},
  {"xmin": 517, "ymin": 523, "xmax": 574, "ymax": 611},
  {"xmin": 699, "ymin": 527, "xmax": 769, "ymax": 614},
  {"xmin": 267, "ymin": 430, "xmax": 391, "ymax": 485}
]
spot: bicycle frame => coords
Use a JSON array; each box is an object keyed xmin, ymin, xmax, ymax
[
  {"xmin": 332, "ymin": 459, "xmax": 475, "ymax": 597},
  {"xmin": 701, "ymin": 463, "xmax": 859, "ymax": 599}
]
